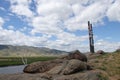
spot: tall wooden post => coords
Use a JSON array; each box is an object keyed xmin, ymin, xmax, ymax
[{"xmin": 88, "ymin": 21, "xmax": 95, "ymax": 53}]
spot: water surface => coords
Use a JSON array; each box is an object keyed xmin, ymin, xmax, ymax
[{"xmin": 0, "ymin": 65, "xmax": 25, "ymax": 74}]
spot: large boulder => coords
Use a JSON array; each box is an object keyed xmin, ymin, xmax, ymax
[
  {"xmin": 24, "ymin": 50, "xmax": 88, "ymax": 73},
  {"xmin": 47, "ymin": 59, "xmax": 90, "ymax": 75},
  {"xmin": 62, "ymin": 59, "xmax": 87, "ymax": 75},
  {"xmin": 96, "ymin": 50, "xmax": 105, "ymax": 54},
  {"xmin": 46, "ymin": 60, "xmax": 68, "ymax": 75},
  {"xmin": 23, "ymin": 59, "xmax": 65, "ymax": 73},
  {"xmin": 115, "ymin": 48, "xmax": 120, "ymax": 52},
  {"xmin": 64, "ymin": 50, "xmax": 87, "ymax": 62}
]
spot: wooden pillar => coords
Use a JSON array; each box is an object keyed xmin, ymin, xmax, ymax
[{"xmin": 88, "ymin": 21, "xmax": 95, "ymax": 53}]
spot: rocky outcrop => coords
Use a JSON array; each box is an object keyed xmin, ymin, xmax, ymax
[
  {"xmin": 62, "ymin": 59, "xmax": 87, "ymax": 75},
  {"xmin": 23, "ymin": 59, "xmax": 65, "ymax": 73},
  {"xmin": 46, "ymin": 59, "xmax": 88, "ymax": 75},
  {"xmin": 115, "ymin": 48, "xmax": 120, "ymax": 52},
  {"xmin": 24, "ymin": 59, "xmax": 89, "ymax": 74},
  {"xmin": 24, "ymin": 50, "xmax": 88, "ymax": 73},
  {"xmin": 96, "ymin": 50, "xmax": 105, "ymax": 54},
  {"xmin": 62, "ymin": 50, "xmax": 87, "ymax": 62}
]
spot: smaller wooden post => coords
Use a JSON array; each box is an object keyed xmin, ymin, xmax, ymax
[{"xmin": 88, "ymin": 21, "xmax": 95, "ymax": 53}]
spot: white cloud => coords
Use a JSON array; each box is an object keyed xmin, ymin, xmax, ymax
[
  {"xmin": 9, "ymin": 0, "xmax": 34, "ymax": 18},
  {"xmin": 30, "ymin": 0, "xmax": 119, "ymax": 34},
  {"xmin": 107, "ymin": 0, "xmax": 120, "ymax": 21},
  {"xmin": 32, "ymin": 0, "xmax": 116, "ymax": 33},
  {"xmin": 0, "ymin": 7, "xmax": 6, "ymax": 11},
  {"xmin": 8, "ymin": 25, "xmax": 14, "ymax": 30},
  {"xmin": 9, "ymin": 0, "xmax": 32, "ymax": 5},
  {"xmin": 31, "ymin": 14, "xmax": 64, "ymax": 35},
  {"xmin": 0, "ymin": 29, "xmax": 50, "ymax": 47},
  {"xmin": 0, "ymin": 17, "xmax": 4, "ymax": 29},
  {"xmin": 37, "ymin": 1, "xmax": 73, "ymax": 20},
  {"xmin": 20, "ymin": 26, "xmax": 27, "ymax": 32},
  {"xmin": 10, "ymin": 5, "xmax": 33, "ymax": 18},
  {"xmin": 9, "ymin": 0, "xmax": 118, "ymax": 33},
  {"xmin": 65, "ymin": 1, "xmax": 111, "ymax": 31},
  {"xmin": 95, "ymin": 39, "xmax": 120, "ymax": 52},
  {"xmin": 44, "ymin": 31, "xmax": 89, "ymax": 51}
]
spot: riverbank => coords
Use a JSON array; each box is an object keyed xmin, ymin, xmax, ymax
[{"xmin": 0, "ymin": 56, "xmax": 57, "ymax": 67}]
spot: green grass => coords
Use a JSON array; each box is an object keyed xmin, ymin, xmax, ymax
[{"xmin": 0, "ymin": 56, "xmax": 57, "ymax": 67}]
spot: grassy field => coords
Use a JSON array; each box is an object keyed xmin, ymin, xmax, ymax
[
  {"xmin": 0, "ymin": 56, "xmax": 57, "ymax": 67},
  {"xmin": 88, "ymin": 51, "xmax": 120, "ymax": 80}
]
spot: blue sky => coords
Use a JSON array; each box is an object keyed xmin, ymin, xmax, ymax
[{"xmin": 0, "ymin": 0, "xmax": 120, "ymax": 52}]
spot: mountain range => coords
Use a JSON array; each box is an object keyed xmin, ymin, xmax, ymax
[{"xmin": 0, "ymin": 45, "xmax": 68, "ymax": 56}]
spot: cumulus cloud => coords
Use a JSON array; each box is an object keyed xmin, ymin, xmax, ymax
[
  {"xmin": 10, "ymin": 5, "xmax": 33, "ymax": 18},
  {"xmin": 31, "ymin": 15, "xmax": 63, "ymax": 35},
  {"xmin": 0, "ymin": 29, "xmax": 50, "ymax": 47},
  {"xmin": 65, "ymin": 0, "xmax": 114, "ymax": 31},
  {"xmin": 95, "ymin": 39, "xmax": 120, "ymax": 52},
  {"xmin": 20, "ymin": 26, "xmax": 27, "ymax": 32},
  {"xmin": 107, "ymin": 0, "xmax": 120, "ymax": 21},
  {"xmin": 8, "ymin": 25, "xmax": 14, "ymax": 30},
  {"xmin": 0, "ymin": 7, "xmax": 6, "ymax": 11},
  {"xmin": 9, "ymin": 0, "xmax": 34, "ymax": 18},
  {"xmin": 37, "ymin": 1, "xmax": 73, "ymax": 20},
  {"xmin": 46, "ymin": 33, "xmax": 89, "ymax": 51},
  {"xmin": 30, "ymin": 0, "xmax": 117, "ymax": 33},
  {"xmin": 0, "ymin": 17, "xmax": 4, "ymax": 29},
  {"xmin": 8, "ymin": 0, "xmax": 119, "ymax": 33}
]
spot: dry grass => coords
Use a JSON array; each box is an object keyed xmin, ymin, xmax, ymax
[{"xmin": 88, "ymin": 52, "xmax": 120, "ymax": 80}]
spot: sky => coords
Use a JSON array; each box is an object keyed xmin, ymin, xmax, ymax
[{"xmin": 0, "ymin": 0, "xmax": 120, "ymax": 52}]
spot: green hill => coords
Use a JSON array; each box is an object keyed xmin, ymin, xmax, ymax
[{"xmin": 0, "ymin": 45, "xmax": 68, "ymax": 57}]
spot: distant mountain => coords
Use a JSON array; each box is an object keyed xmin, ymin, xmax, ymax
[{"xmin": 0, "ymin": 45, "xmax": 68, "ymax": 56}]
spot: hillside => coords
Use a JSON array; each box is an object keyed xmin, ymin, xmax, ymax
[
  {"xmin": 0, "ymin": 45, "xmax": 68, "ymax": 56},
  {"xmin": 87, "ymin": 51, "xmax": 120, "ymax": 80}
]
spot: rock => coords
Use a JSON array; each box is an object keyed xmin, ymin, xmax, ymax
[
  {"xmin": 96, "ymin": 50, "xmax": 105, "ymax": 54},
  {"xmin": 23, "ymin": 59, "xmax": 65, "ymax": 73},
  {"xmin": 67, "ymin": 50, "xmax": 87, "ymax": 62},
  {"xmin": 53, "ymin": 70, "xmax": 109, "ymax": 80},
  {"xmin": 46, "ymin": 59, "xmax": 92, "ymax": 75},
  {"xmin": 115, "ymin": 48, "xmax": 120, "ymax": 52},
  {"xmin": 46, "ymin": 60, "xmax": 68, "ymax": 75},
  {"xmin": 23, "ymin": 50, "xmax": 87, "ymax": 73},
  {"xmin": 61, "ymin": 50, "xmax": 87, "ymax": 62},
  {"xmin": 86, "ymin": 64, "xmax": 93, "ymax": 70},
  {"xmin": 40, "ymin": 73, "xmax": 53, "ymax": 80},
  {"xmin": 62, "ymin": 59, "xmax": 87, "ymax": 75}
]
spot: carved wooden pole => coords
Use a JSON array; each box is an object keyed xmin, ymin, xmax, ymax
[{"xmin": 88, "ymin": 21, "xmax": 95, "ymax": 53}]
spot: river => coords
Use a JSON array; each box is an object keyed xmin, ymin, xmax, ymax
[{"xmin": 0, "ymin": 65, "xmax": 25, "ymax": 74}]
